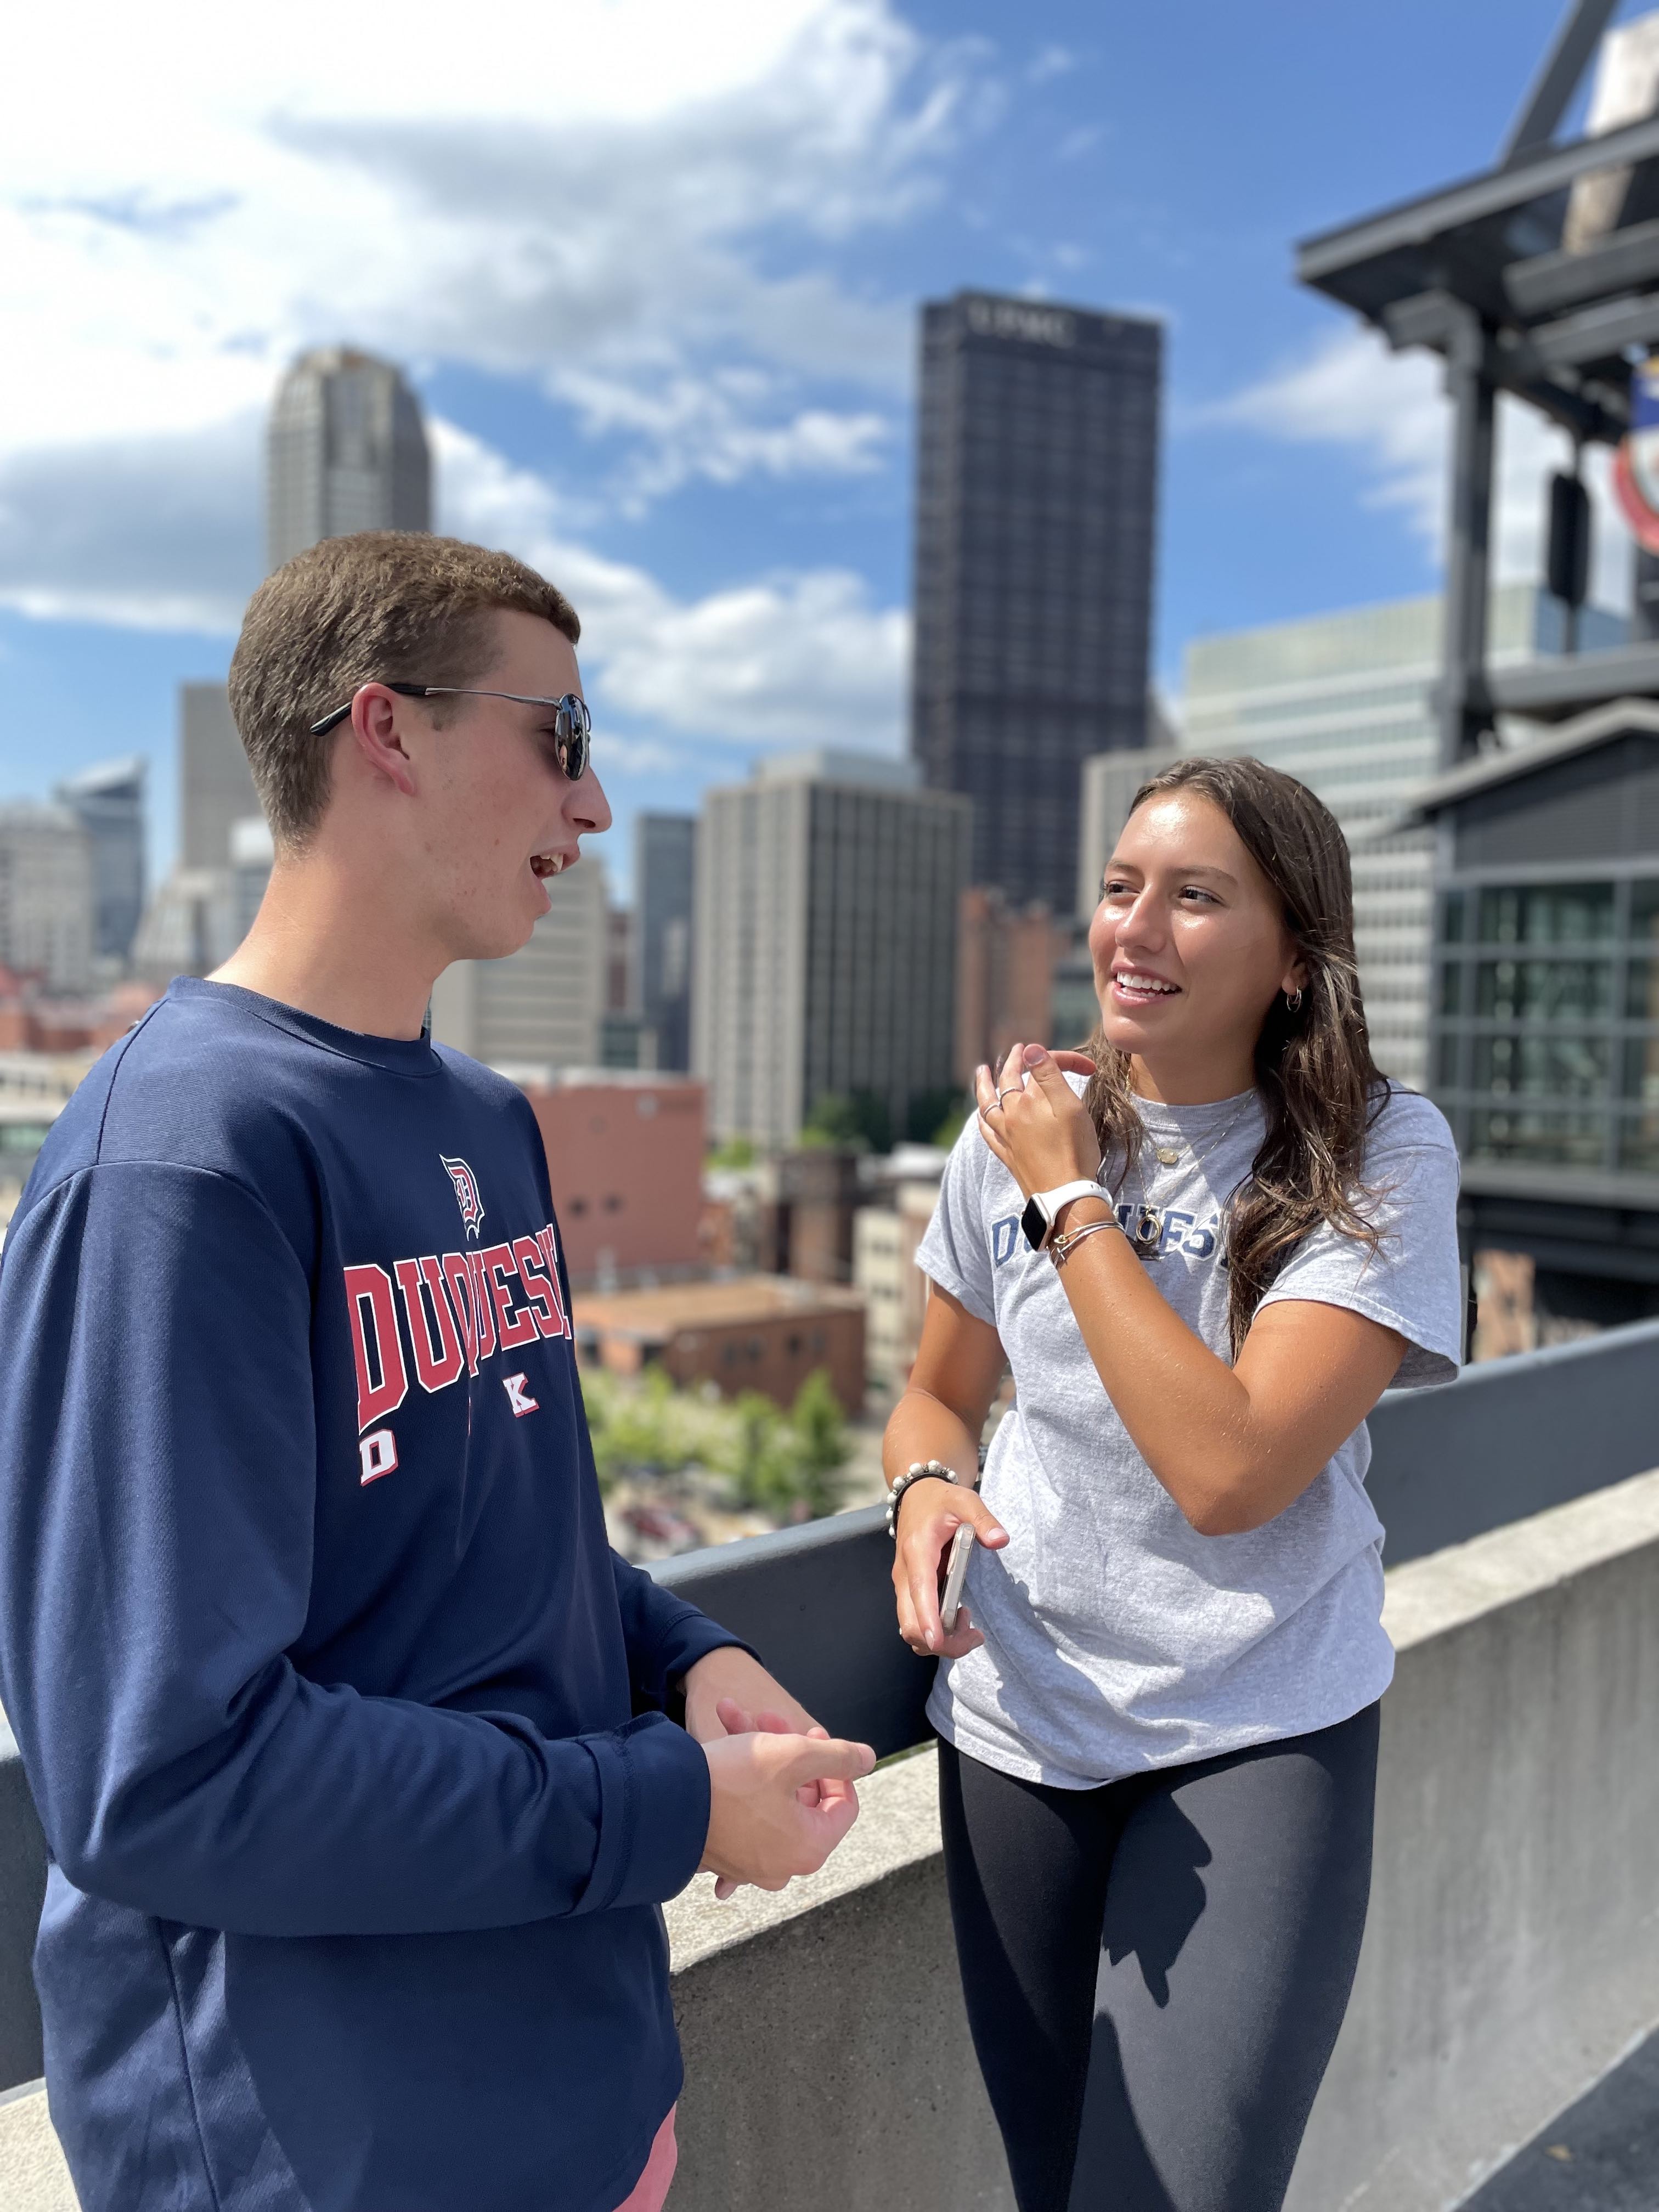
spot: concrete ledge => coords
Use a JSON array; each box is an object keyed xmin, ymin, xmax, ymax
[
  {"xmin": 1292, "ymin": 1466, "xmax": 1659, "ymax": 2212},
  {"xmin": 665, "ymin": 1471, "xmax": 1659, "ymax": 2212},
  {"xmin": 0, "ymin": 2081, "xmax": 75, "ymax": 2212},
  {"xmin": 665, "ymin": 1749, "xmax": 1011, "ymax": 2212},
  {"xmin": 9, "ymin": 1473, "xmax": 1659, "ymax": 2212}
]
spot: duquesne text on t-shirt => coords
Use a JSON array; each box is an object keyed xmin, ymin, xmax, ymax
[{"xmin": 343, "ymin": 1224, "xmax": 569, "ymax": 1433}]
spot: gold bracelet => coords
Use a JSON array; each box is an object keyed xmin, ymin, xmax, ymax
[{"xmin": 1050, "ymin": 1217, "xmax": 1123, "ymax": 1269}]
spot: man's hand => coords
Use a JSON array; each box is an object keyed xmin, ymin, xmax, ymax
[
  {"xmin": 699, "ymin": 1728, "xmax": 874, "ymax": 1896},
  {"xmin": 681, "ymin": 1646, "xmax": 866, "ymax": 1898}
]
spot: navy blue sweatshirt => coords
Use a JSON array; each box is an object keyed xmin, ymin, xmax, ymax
[{"xmin": 0, "ymin": 978, "xmax": 745, "ymax": 2212}]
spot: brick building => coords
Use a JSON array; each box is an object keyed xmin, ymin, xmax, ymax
[
  {"xmin": 520, "ymin": 1074, "xmax": 706, "ymax": 1289},
  {"xmin": 572, "ymin": 1277, "xmax": 866, "ymax": 1413}
]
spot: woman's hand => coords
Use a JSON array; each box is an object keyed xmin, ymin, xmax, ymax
[
  {"xmin": 891, "ymin": 1476, "xmax": 1009, "ymax": 1658},
  {"xmin": 974, "ymin": 1042, "xmax": 1103, "ymax": 1200}
]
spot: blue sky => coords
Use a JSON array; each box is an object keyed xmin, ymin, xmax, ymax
[{"xmin": 0, "ymin": 0, "xmax": 1625, "ymax": 900}]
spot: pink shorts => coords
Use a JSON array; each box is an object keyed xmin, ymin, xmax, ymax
[{"xmin": 613, "ymin": 2106, "xmax": 678, "ymax": 2212}]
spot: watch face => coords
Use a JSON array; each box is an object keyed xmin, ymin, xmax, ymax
[{"xmin": 1020, "ymin": 1195, "xmax": 1048, "ymax": 1251}]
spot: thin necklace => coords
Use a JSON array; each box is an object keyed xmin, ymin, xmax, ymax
[
  {"xmin": 1143, "ymin": 1093, "xmax": 1256, "ymax": 1169},
  {"xmin": 1119, "ymin": 1099, "xmax": 1256, "ymax": 1263}
]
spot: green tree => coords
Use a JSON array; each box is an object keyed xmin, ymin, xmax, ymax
[
  {"xmin": 799, "ymin": 1092, "xmax": 865, "ymax": 1149},
  {"xmin": 925, "ymin": 1090, "xmax": 972, "ymax": 1149},
  {"xmin": 788, "ymin": 1368, "xmax": 850, "ymax": 1518},
  {"xmin": 723, "ymin": 1391, "xmax": 794, "ymax": 1513},
  {"xmin": 904, "ymin": 1085, "xmax": 962, "ymax": 1146},
  {"xmin": 583, "ymin": 1365, "xmax": 695, "ymax": 1493},
  {"xmin": 707, "ymin": 1135, "xmax": 756, "ymax": 1169}
]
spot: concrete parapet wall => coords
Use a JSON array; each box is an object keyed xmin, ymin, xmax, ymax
[
  {"xmin": 4, "ymin": 1470, "xmax": 1659, "ymax": 2209},
  {"xmin": 667, "ymin": 1469, "xmax": 1659, "ymax": 2212},
  {"xmin": 1290, "ymin": 1465, "xmax": 1659, "ymax": 2211}
]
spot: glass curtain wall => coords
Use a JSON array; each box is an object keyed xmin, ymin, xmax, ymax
[{"xmin": 1432, "ymin": 874, "xmax": 1659, "ymax": 1173}]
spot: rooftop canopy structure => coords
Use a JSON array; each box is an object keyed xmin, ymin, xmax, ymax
[{"xmin": 1298, "ymin": 0, "xmax": 1659, "ymax": 763}]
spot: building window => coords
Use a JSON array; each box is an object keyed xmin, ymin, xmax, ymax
[
  {"xmin": 1432, "ymin": 870, "xmax": 1659, "ymax": 1177},
  {"xmin": 1476, "ymin": 883, "xmax": 1614, "ymax": 946},
  {"xmin": 1475, "ymin": 957, "xmax": 1613, "ymax": 1020}
]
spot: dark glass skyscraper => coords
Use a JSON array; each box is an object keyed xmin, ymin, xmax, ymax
[{"xmin": 911, "ymin": 290, "xmax": 1162, "ymax": 912}]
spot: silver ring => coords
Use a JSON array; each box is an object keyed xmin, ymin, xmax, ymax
[{"xmin": 996, "ymin": 1085, "xmax": 1021, "ymax": 1105}]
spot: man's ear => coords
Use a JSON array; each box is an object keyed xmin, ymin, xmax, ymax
[{"xmin": 351, "ymin": 685, "xmax": 418, "ymax": 798}]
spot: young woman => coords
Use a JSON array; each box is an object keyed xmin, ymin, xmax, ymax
[{"xmin": 884, "ymin": 757, "xmax": 1462, "ymax": 2212}]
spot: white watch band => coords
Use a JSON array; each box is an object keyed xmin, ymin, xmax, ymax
[{"xmin": 1036, "ymin": 1179, "xmax": 1107, "ymax": 1230}]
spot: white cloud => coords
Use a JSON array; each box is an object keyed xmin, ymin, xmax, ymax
[
  {"xmin": 1028, "ymin": 44, "xmax": 1076, "ymax": 85},
  {"xmin": 550, "ymin": 369, "xmax": 888, "ymax": 508},
  {"xmin": 0, "ymin": 415, "xmax": 261, "ymax": 631},
  {"xmin": 0, "ymin": 0, "xmax": 983, "ymax": 513},
  {"xmin": 1056, "ymin": 125, "xmax": 1105, "ymax": 163},
  {"xmin": 435, "ymin": 422, "xmax": 909, "ymax": 751},
  {"xmin": 0, "ymin": 0, "xmax": 934, "ymax": 764},
  {"xmin": 0, "ymin": 403, "xmax": 909, "ymax": 758},
  {"xmin": 1212, "ymin": 326, "xmax": 1633, "ymax": 611}
]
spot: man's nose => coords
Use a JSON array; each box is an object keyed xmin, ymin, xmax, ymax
[{"xmin": 569, "ymin": 766, "xmax": 613, "ymax": 835}]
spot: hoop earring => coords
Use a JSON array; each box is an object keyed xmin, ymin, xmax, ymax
[{"xmin": 1285, "ymin": 987, "xmax": 1304, "ymax": 1013}]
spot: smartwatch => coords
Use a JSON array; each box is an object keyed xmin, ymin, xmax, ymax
[{"xmin": 1020, "ymin": 1179, "xmax": 1109, "ymax": 1252}]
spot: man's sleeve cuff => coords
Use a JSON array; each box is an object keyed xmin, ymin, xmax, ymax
[
  {"xmin": 579, "ymin": 1713, "xmax": 712, "ymax": 1913},
  {"xmin": 656, "ymin": 1615, "xmax": 755, "ymax": 1698}
]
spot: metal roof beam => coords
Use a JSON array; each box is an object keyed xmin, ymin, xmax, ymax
[
  {"xmin": 1527, "ymin": 287, "xmax": 1659, "ymax": 367},
  {"xmin": 1506, "ymin": 215, "xmax": 1659, "ymax": 315},
  {"xmin": 1299, "ymin": 110, "xmax": 1659, "ymax": 284},
  {"xmin": 1499, "ymin": 0, "xmax": 1620, "ymax": 168},
  {"xmin": 1379, "ymin": 290, "xmax": 1626, "ymax": 441}
]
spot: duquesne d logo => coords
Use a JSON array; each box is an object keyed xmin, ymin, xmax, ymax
[{"xmin": 440, "ymin": 1154, "xmax": 485, "ymax": 1241}]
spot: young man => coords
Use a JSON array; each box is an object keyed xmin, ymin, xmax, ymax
[{"xmin": 0, "ymin": 532, "xmax": 874, "ymax": 2212}]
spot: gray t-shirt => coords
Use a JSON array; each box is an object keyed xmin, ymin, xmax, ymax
[{"xmin": 917, "ymin": 1080, "xmax": 1462, "ymax": 1787}]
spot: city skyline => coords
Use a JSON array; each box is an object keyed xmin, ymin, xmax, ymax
[{"xmin": 0, "ymin": 0, "xmax": 1600, "ymax": 905}]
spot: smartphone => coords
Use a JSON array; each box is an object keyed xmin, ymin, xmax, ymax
[{"xmin": 940, "ymin": 1522, "xmax": 976, "ymax": 1633}]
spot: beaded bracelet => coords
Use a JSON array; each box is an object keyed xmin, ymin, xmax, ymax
[{"xmin": 885, "ymin": 1458, "xmax": 966, "ymax": 1540}]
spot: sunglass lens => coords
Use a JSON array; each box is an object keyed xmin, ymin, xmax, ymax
[{"xmin": 555, "ymin": 698, "xmax": 591, "ymax": 781}]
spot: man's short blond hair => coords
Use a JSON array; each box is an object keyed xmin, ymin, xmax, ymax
[{"xmin": 228, "ymin": 531, "xmax": 580, "ymax": 848}]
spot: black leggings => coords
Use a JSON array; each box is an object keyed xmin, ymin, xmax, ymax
[{"xmin": 938, "ymin": 1705, "xmax": 1379, "ymax": 2212}]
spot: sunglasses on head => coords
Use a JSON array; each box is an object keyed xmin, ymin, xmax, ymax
[{"xmin": 307, "ymin": 684, "xmax": 592, "ymax": 782}]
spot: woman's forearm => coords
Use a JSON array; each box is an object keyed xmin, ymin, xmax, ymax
[
  {"xmin": 882, "ymin": 1387, "xmax": 984, "ymax": 1493},
  {"xmin": 1049, "ymin": 1208, "xmax": 1402, "ymax": 1535},
  {"xmin": 1049, "ymin": 1205, "xmax": 1266, "ymax": 1532}
]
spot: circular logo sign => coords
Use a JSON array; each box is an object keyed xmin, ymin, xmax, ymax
[{"xmin": 1615, "ymin": 355, "xmax": 1659, "ymax": 555}]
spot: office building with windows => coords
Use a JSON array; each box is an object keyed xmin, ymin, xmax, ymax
[
  {"xmin": 428, "ymin": 852, "xmax": 609, "ymax": 1077},
  {"xmin": 1178, "ymin": 584, "xmax": 1626, "ymax": 1090},
  {"xmin": 267, "ymin": 347, "xmax": 432, "ymax": 574},
  {"xmin": 911, "ymin": 289, "xmax": 1161, "ymax": 914},
  {"xmin": 53, "ymin": 757, "xmax": 145, "ymax": 966},
  {"xmin": 634, "ymin": 812, "xmax": 696, "ymax": 1073},
  {"xmin": 179, "ymin": 684, "xmax": 262, "ymax": 873},
  {"xmin": 0, "ymin": 806, "xmax": 94, "ymax": 994},
  {"xmin": 1405, "ymin": 697, "xmax": 1659, "ymax": 1325},
  {"xmin": 694, "ymin": 752, "xmax": 969, "ymax": 1147}
]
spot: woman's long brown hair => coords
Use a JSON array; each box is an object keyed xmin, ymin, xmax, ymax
[{"xmin": 1083, "ymin": 755, "xmax": 1389, "ymax": 1358}]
